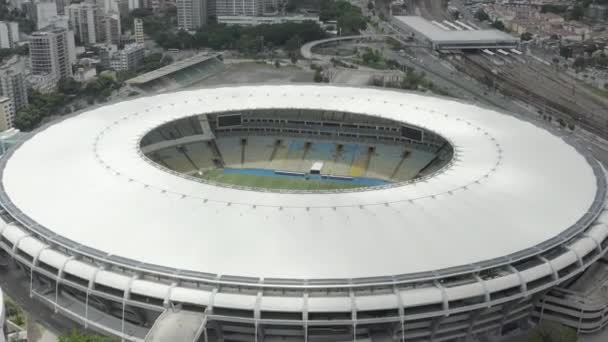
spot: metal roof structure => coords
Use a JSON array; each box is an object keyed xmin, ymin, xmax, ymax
[
  {"xmin": 393, "ymin": 16, "xmax": 519, "ymax": 50},
  {"xmin": 0, "ymin": 85, "xmax": 600, "ymax": 283},
  {"xmin": 125, "ymin": 53, "xmax": 222, "ymax": 85}
]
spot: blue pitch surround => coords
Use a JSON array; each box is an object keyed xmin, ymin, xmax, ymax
[{"xmin": 222, "ymin": 168, "xmax": 392, "ymax": 186}]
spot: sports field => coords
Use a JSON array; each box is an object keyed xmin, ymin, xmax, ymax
[{"xmin": 199, "ymin": 168, "xmax": 389, "ymax": 191}]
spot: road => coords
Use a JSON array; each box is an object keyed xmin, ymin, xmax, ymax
[{"xmin": 0, "ymin": 265, "xmax": 89, "ymax": 340}]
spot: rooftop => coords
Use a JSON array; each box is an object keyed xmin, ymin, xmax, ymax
[
  {"xmin": 394, "ymin": 16, "xmax": 519, "ymax": 44},
  {"xmin": 0, "ymin": 85, "xmax": 599, "ymax": 281}
]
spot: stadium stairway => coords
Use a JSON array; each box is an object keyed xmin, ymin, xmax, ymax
[{"xmin": 144, "ymin": 308, "xmax": 207, "ymax": 342}]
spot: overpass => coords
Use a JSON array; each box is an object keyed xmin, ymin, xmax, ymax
[{"xmin": 300, "ymin": 34, "xmax": 426, "ymax": 60}]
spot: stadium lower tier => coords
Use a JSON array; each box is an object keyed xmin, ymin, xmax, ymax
[{"xmin": 146, "ymin": 136, "xmax": 441, "ymax": 191}]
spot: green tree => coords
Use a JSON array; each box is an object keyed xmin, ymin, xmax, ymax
[
  {"xmin": 474, "ymin": 9, "xmax": 490, "ymax": 21},
  {"xmin": 59, "ymin": 331, "xmax": 115, "ymax": 342},
  {"xmin": 529, "ymin": 321, "xmax": 577, "ymax": 342},
  {"xmin": 313, "ymin": 69, "xmax": 323, "ymax": 82},
  {"xmin": 492, "ymin": 20, "xmax": 506, "ymax": 31},
  {"xmin": 520, "ymin": 32, "xmax": 533, "ymax": 41}
]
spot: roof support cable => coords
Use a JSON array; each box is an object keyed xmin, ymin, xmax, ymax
[
  {"xmin": 302, "ymin": 291, "xmax": 309, "ymax": 342},
  {"xmin": 393, "ymin": 283, "xmax": 405, "ymax": 342},
  {"xmin": 165, "ymin": 282, "xmax": 177, "ymax": 310},
  {"xmin": 434, "ymin": 280, "xmax": 449, "ymax": 315},
  {"xmin": 583, "ymin": 232, "xmax": 603, "ymax": 254},
  {"xmin": 55, "ymin": 256, "xmax": 75, "ymax": 314},
  {"xmin": 564, "ymin": 245, "xmax": 584, "ymax": 269},
  {"xmin": 474, "ymin": 274, "xmax": 491, "ymax": 307},
  {"xmin": 31, "ymin": 246, "xmax": 51, "ymax": 298},
  {"xmin": 123, "ymin": 275, "xmax": 138, "ymax": 337},
  {"xmin": 538, "ymin": 256, "xmax": 559, "ymax": 281},
  {"xmin": 507, "ymin": 265, "xmax": 528, "ymax": 297},
  {"xmin": 11, "ymin": 233, "xmax": 30, "ymax": 254}
]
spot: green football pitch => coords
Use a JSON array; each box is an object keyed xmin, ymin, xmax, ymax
[{"xmin": 198, "ymin": 169, "xmax": 362, "ymax": 191}]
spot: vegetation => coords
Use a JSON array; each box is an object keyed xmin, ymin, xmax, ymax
[
  {"xmin": 59, "ymin": 331, "xmax": 116, "ymax": 342},
  {"xmin": 372, "ymin": 60, "xmax": 451, "ymax": 96},
  {"xmin": 319, "ymin": 0, "xmax": 367, "ymax": 35},
  {"xmin": 14, "ymin": 75, "xmax": 121, "ymax": 131},
  {"xmin": 528, "ymin": 321, "xmax": 577, "ymax": 342},
  {"xmin": 0, "ymin": 2, "xmax": 35, "ymax": 33},
  {"xmin": 199, "ymin": 169, "xmax": 362, "ymax": 191},
  {"xmin": 4, "ymin": 296, "xmax": 26, "ymax": 328},
  {"xmin": 520, "ymin": 32, "xmax": 533, "ymax": 41},
  {"xmin": 153, "ymin": 21, "xmax": 326, "ymax": 56},
  {"xmin": 474, "ymin": 9, "xmax": 490, "ymax": 22},
  {"xmin": 14, "ymin": 91, "xmax": 67, "ymax": 131},
  {"xmin": 0, "ymin": 45, "xmax": 29, "ymax": 62},
  {"xmin": 491, "ymin": 19, "xmax": 506, "ymax": 31}
]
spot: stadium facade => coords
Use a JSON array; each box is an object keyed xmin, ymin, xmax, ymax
[
  {"xmin": 0, "ymin": 85, "xmax": 606, "ymax": 342},
  {"xmin": 0, "ymin": 287, "xmax": 4, "ymax": 342}
]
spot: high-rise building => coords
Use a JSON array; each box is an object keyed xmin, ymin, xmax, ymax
[
  {"xmin": 98, "ymin": 12, "xmax": 121, "ymax": 45},
  {"xmin": 0, "ymin": 22, "xmax": 19, "ymax": 49},
  {"xmin": 29, "ymin": 26, "xmax": 73, "ymax": 83},
  {"xmin": 107, "ymin": 43, "xmax": 144, "ymax": 71},
  {"xmin": 213, "ymin": 0, "xmax": 263, "ymax": 16},
  {"xmin": 67, "ymin": 3, "xmax": 99, "ymax": 45},
  {"xmin": 0, "ymin": 57, "xmax": 28, "ymax": 116},
  {"xmin": 56, "ymin": 0, "xmax": 66, "ymax": 15},
  {"xmin": 0, "ymin": 97, "xmax": 15, "ymax": 132},
  {"xmin": 96, "ymin": 0, "xmax": 119, "ymax": 13},
  {"xmin": 177, "ymin": 0, "xmax": 207, "ymax": 30},
  {"xmin": 134, "ymin": 18, "xmax": 144, "ymax": 45},
  {"xmin": 128, "ymin": 0, "xmax": 140, "ymax": 11},
  {"xmin": 28, "ymin": 0, "xmax": 59, "ymax": 29}
]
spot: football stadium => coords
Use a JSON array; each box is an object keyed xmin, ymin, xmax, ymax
[{"xmin": 0, "ymin": 85, "xmax": 606, "ymax": 342}]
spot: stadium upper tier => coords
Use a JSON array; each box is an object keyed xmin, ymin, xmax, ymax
[{"xmin": 0, "ymin": 85, "xmax": 602, "ymax": 281}]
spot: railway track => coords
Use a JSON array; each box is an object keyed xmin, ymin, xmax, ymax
[{"xmin": 457, "ymin": 54, "xmax": 608, "ymax": 138}]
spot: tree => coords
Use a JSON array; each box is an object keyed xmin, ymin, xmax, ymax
[
  {"xmin": 474, "ymin": 9, "xmax": 490, "ymax": 22},
  {"xmin": 313, "ymin": 69, "xmax": 323, "ymax": 82},
  {"xmin": 59, "ymin": 331, "xmax": 115, "ymax": 342},
  {"xmin": 520, "ymin": 32, "xmax": 533, "ymax": 41},
  {"xmin": 573, "ymin": 55, "xmax": 586, "ymax": 70},
  {"xmin": 529, "ymin": 321, "xmax": 577, "ymax": 342},
  {"xmin": 491, "ymin": 20, "xmax": 506, "ymax": 31}
]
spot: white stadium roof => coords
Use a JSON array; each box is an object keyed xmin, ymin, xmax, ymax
[{"xmin": 0, "ymin": 85, "xmax": 599, "ymax": 281}]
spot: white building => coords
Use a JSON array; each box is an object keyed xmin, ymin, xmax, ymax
[
  {"xmin": 27, "ymin": 73, "xmax": 59, "ymax": 94},
  {"xmin": 0, "ymin": 57, "xmax": 28, "ymax": 115},
  {"xmin": 0, "ymin": 97, "xmax": 15, "ymax": 132},
  {"xmin": 31, "ymin": 0, "xmax": 59, "ymax": 29},
  {"xmin": 103, "ymin": 43, "xmax": 144, "ymax": 71},
  {"xmin": 0, "ymin": 22, "xmax": 19, "ymax": 49},
  {"xmin": 213, "ymin": 0, "xmax": 263, "ymax": 17},
  {"xmin": 67, "ymin": 3, "xmax": 99, "ymax": 45},
  {"xmin": 134, "ymin": 17, "xmax": 144, "ymax": 45},
  {"xmin": 128, "ymin": 0, "xmax": 140, "ymax": 10},
  {"xmin": 177, "ymin": 0, "xmax": 207, "ymax": 30},
  {"xmin": 99, "ymin": 11, "xmax": 121, "ymax": 45},
  {"xmin": 73, "ymin": 66, "xmax": 97, "ymax": 82},
  {"xmin": 29, "ymin": 26, "xmax": 74, "ymax": 84},
  {"xmin": 217, "ymin": 15, "xmax": 320, "ymax": 26}
]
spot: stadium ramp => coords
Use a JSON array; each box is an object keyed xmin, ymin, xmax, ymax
[{"xmin": 144, "ymin": 309, "xmax": 207, "ymax": 342}]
